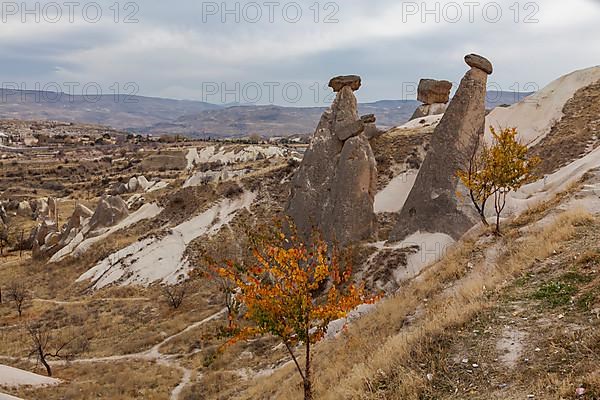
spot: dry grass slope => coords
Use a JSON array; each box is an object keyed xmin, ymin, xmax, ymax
[{"xmin": 238, "ymin": 202, "xmax": 595, "ymax": 399}]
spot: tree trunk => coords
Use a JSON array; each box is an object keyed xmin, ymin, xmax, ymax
[
  {"xmin": 39, "ymin": 348, "xmax": 52, "ymax": 377},
  {"xmin": 495, "ymin": 212, "xmax": 501, "ymax": 235},
  {"xmin": 304, "ymin": 338, "xmax": 312, "ymax": 400}
]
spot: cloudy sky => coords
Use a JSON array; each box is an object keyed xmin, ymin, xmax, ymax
[{"xmin": 1, "ymin": 0, "xmax": 599, "ymax": 106}]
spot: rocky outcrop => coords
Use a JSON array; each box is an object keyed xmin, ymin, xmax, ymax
[
  {"xmin": 0, "ymin": 204, "xmax": 7, "ymax": 225},
  {"xmin": 16, "ymin": 201, "xmax": 32, "ymax": 218},
  {"xmin": 391, "ymin": 54, "xmax": 493, "ymax": 241},
  {"xmin": 410, "ymin": 79, "xmax": 453, "ymax": 121},
  {"xmin": 48, "ymin": 198, "xmax": 58, "ymax": 221},
  {"xmin": 32, "ymin": 196, "xmax": 128, "ymax": 260},
  {"xmin": 32, "ymin": 203, "xmax": 93, "ymax": 260},
  {"xmin": 88, "ymin": 195, "xmax": 129, "ymax": 232},
  {"xmin": 110, "ymin": 175, "xmax": 162, "ymax": 195},
  {"xmin": 287, "ymin": 76, "xmax": 377, "ymax": 245}
]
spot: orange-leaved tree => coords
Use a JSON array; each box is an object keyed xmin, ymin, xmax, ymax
[
  {"xmin": 458, "ymin": 126, "xmax": 539, "ymax": 234},
  {"xmin": 218, "ymin": 226, "xmax": 374, "ymax": 400}
]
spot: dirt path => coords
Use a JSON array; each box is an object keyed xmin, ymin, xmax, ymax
[
  {"xmin": 31, "ymin": 297, "xmax": 150, "ymax": 306},
  {"xmin": 67, "ymin": 308, "xmax": 226, "ymax": 399},
  {"xmin": 1, "ymin": 308, "xmax": 226, "ymax": 400}
]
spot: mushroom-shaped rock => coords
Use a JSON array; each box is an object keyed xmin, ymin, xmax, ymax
[
  {"xmin": 465, "ymin": 53, "xmax": 493, "ymax": 75},
  {"xmin": 287, "ymin": 77, "xmax": 377, "ymax": 245},
  {"xmin": 391, "ymin": 54, "xmax": 492, "ymax": 240},
  {"xmin": 329, "ymin": 75, "xmax": 362, "ymax": 92}
]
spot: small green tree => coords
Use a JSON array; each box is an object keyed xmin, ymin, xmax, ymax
[{"xmin": 458, "ymin": 127, "xmax": 539, "ymax": 234}]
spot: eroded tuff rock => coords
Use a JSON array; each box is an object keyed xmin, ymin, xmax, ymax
[
  {"xmin": 287, "ymin": 77, "xmax": 377, "ymax": 244},
  {"xmin": 32, "ymin": 204, "xmax": 93, "ymax": 259},
  {"xmin": 410, "ymin": 79, "xmax": 453, "ymax": 121},
  {"xmin": 391, "ymin": 54, "xmax": 492, "ymax": 241},
  {"xmin": 88, "ymin": 195, "xmax": 129, "ymax": 232},
  {"xmin": 16, "ymin": 201, "xmax": 32, "ymax": 218},
  {"xmin": 32, "ymin": 195, "xmax": 129, "ymax": 260},
  {"xmin": 0, "ymin": 204, "xmax": 7, "ymax": 225}
]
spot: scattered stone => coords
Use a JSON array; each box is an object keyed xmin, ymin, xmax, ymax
[
  {"xmin": 111, "ymin": 182, "xmax": 129, "ymax": 196},
  {"xmin": 328, "ymin": 75, "xmax": 362, "ymax": 92}
]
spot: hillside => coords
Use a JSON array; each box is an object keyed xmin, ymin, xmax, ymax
[
  {"xmin": 0, "ymin": 91, "xmax": 526, "ymax": 139},
  {"xmin": 0, "ymin": 90, "xmax": 220, "ymax": 131},
  {"xmin": 0, "ymin": 65, "xmax": 599, "ymax": 400}
]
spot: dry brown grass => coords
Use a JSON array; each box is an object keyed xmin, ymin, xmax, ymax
[
  {"xmin": 238, "ymin": 208, "xmax": 594, "ymax": 399},
  {"xmin": 3, "ymin": 360, "xmax": 180, "ymax": 400}
]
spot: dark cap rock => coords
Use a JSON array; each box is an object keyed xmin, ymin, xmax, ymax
[
  {"xmin": 464, "ymin": 54, "xmax": 493, "ymax": 74},
  {"xmin": 417, "ymin": 79, "xmax": 453, "ymax": 104},
  {"xmin": 329, "ymin": 75, "xmax": 362, "ymax": 92}
]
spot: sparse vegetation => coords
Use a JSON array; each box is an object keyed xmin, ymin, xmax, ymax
[
  {"xmin": 162, "ymin": 284, "xmax": 188, "ymax": 310},
  {"xmin": 7, "ymin": 281, "xmax": 28, "ymax": 317},
  {"xmin": 533, "ymin": 281, "xmax": 578, "ymax": 307},
  {"xmin": 26, "ymin": 321, "xmax": 89, "ymax": 376},
  {"xmin": 458, "ymin": 127, "xmax": 539, "ymax": 233}
]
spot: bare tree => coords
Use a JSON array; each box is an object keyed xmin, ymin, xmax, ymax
[
  {"xmin": 162, "ymin": 284, "xmax": 187, "ymax": 310},
  {"xmin": 26, "ymin": 322, "xmax": 89, "ymax": 377},
  {"xmin": 7, "ymin": 282, "xmax": 27, "ymax": 317}
]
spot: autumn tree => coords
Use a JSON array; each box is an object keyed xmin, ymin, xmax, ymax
[
  {"xmin": 218, "ymin": 227, "xmax": 373, "ymax": 400},
  {"xmin": 458, "ymin": 126, "xmax": 539, "ymax": 234}
]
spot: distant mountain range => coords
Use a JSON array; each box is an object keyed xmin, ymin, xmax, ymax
[{"xmin": 0, "ymin": 90, "xmax": 531, "ymax": 138}]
